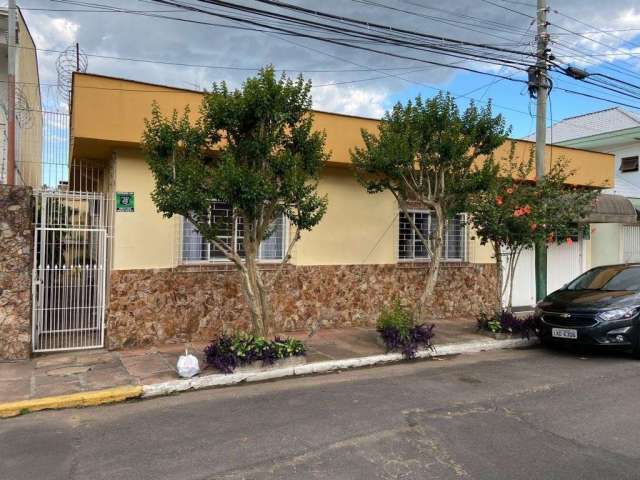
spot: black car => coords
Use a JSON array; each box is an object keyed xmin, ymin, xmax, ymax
[{"xmin": 535, "ymin": 263, "xmax": 640, "ymax": 357}]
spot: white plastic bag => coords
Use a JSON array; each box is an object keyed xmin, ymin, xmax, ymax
[{"xmin": 177, "ymin": 348, "xmax": 200, "ymax": 378}]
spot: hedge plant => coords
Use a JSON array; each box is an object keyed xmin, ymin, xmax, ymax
[
  {"xmin": 204, "ymin": 332, "xmax": 306, "ymax": 374},
  {"xmin": 376, "ymin": 299, "xmax": 435, "ymax": 359}
]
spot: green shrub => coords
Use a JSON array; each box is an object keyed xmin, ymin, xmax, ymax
[
  {"xmin": 376, "ymin": 299, "xmax": 414, "ymax": 339},
  {"xmin": 204, "ymin": 333, "xmax": 306, "ymax": 374},
  {"xmin": 376, "ymin": 299, "xmax": 435, "ymax": 359}
]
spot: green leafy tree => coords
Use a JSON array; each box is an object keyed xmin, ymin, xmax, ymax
[
  {"xmin": 351, "ymin": 93, "xmax": 509, "ymax": 314},
  {"xmin": 142, "ymin": 67, "xmax": 328, "ymax": 335},
  {"xmin": 467, "ymin": 148, "xmax": 599, "ymax": 311}
]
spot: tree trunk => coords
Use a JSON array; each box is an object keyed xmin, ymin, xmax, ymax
[
  {"xmin": 493, "ymin": 242, "xmax": 504, "ymax": 313},
  {"xmin": 505, "ymin": 247, "xmax": 522, "ymax": 314},
  {"xmin": 417, "ymin": 204, "xmax": 445, "ymax": 318},
  {"xmin": 240, "ymin": 239, "xmax": 273, "ymax": 336}
]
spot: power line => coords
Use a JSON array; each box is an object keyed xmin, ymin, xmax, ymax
[
  {"xmin": 550, "ymin": 22, "xmax": 638, "ymax": 60},
  {"xmin": 54, "ymin": 0, "xmax": 537, "ymax": 73},
  {"xmin": 554, "ymin": 86, "xmax": 640, "ymax": 111},
  {"xmin": 550, "ymin": 41, "xmax": 640, "ymax": 83},
  {"xmin": 143, "ymin": 0, "xmax": 532, "ymax": 81},
  {"xmin": 48, "ymin": 0, "xmax": 537, "ymax": 117},
  {"xmin": 551, "ymin": 8, "xmax": 640, "ymax": 50},
  {"xmin": 478, "ymin": 0, "xmax": 534, "ymax": 19},
  {"xmin": 396, "ymin": 0, "xmax": 535, "ymax": 36},
  {"xmin": 30, "ymin": 45, "xmax": 434, "ymax": 74},
  {"xmin": 31, "ymin": 0, "xmax": 640, "ymax": 114},
  {"xmin": 196, "ymin": 0, "xmax": 539, "ymax": 58},
  {"xmin": 350, "ymin": 0, "xmax": 534, "ymax": 45}
]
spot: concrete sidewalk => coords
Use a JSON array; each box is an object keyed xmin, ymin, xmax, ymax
[{"xmin": 0, "ymin": 320, "xmax": 529, "ymax": 410}]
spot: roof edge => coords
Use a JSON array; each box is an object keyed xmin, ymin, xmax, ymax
[{"xmin": 72, "ymin": 72, "xmax": 381, "ymax": 122}]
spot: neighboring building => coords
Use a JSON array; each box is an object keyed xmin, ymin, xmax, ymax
[
  {"xmin": 28, "ymin": 72, "xmax": 610, "ymax": 351},
  {"xmin": 531, "ymin": 108, "xmax": 640, "ymax": 267},
  {"xmin": 0, "ymin": 7, "xmax": 42, "ymax": 187}
]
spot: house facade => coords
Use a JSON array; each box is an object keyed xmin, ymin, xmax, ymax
[
  {"xmin": 60, "ymin": 72, "xmax": 614, "ymax": 350},
  {"xmin": 0, "ymin": 6, "xmax": 42, "ymax": 186},
  {"xmin": 0, "ymin": 8, "xmax": 43, "ymax": 360},
  {"xmin": 537, "ymin": 108, "xmax": 640, "ymax": 267}
]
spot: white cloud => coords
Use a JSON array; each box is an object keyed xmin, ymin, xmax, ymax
[
  {"xmin": 312, "ymin": 83, "xmax": 387, "ymax": 118},
  {"xmin": 29, "ymin": 16, "xmax": 79, "ymax": 50},
  {"xmin": 15, "ymin": 0, "xmax": 640, "ymax": 117}
]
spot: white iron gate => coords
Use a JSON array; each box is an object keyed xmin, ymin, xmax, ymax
[{"xmin": 32, "ymin": 191, "xmax": 108, "ymax": 352}]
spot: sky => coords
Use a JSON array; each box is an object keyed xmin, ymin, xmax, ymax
[{"xmin": 12, "ymin": 0, "xmax": 640, "ymax": 139}]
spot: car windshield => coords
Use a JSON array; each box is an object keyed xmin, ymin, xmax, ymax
[{"xmin": 566, "ymin": 266, "xmax": 640, "ymax": 292}]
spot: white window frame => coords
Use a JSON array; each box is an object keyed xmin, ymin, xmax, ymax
[
  {"xmin": 397, "ymin": 209, "xmax": 467, "ymax": 262},
  {"xmin": 180, "ymin": 205, "xmax": 288, "ymax": 265}
]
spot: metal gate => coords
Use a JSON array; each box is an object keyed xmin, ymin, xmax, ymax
[{"xmin": 32, "ymin": 190, "xmax": 108, "ymax": 352}]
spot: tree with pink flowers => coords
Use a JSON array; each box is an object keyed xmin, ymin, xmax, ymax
[{"xmin": 467, "ymin": 146, "xmax": 599, "ymax": 311}]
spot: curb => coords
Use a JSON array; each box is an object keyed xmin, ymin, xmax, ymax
[
  {"xmin": 142, "ymin": 337, "xmax": 538, "ymax": 398},
  {"xmin": 0, "ymin": 385, "xmax": 143, "ymax": 418},
  {"xmin": 0, "ymin": 337, "xmax": 537, "ymax": 417}
]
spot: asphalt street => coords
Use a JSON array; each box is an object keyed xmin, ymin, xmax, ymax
[{"xmin": 2, "ymin": 345, "xmax": 640, "ymax": 479}]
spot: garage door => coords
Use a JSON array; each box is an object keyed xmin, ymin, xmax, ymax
[{"xmin": 503, "ymin": 239, "xmax": 584, "ymax": 308}]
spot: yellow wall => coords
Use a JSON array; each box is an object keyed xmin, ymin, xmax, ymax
[
  {"xmin": 487, "ymin": 141, "xmax": 614, "ymax": 189},
  {"xmin": 71, "ymin": 73, "xmax": 616, "ymax": 270},
  {"xmin": 293, "ymin": 166, "xmax": 397, "ymax": 266},
  {"xmin": 110, "ymin": 156, "xmax": 495, "ymax": 270},
  {"xmin": 112, "ymin": 149, "xmax": 178, "ymax": 270},
  {"xmin": 109, "ymin": 157, "xmax": 401, "ymax": 269},
  {"xmin": 16, "ymin": 9, "xmax": 42, "ymax": 188},
  {"xmin": 71, "ymin": 73, "xmax": 614, "ymax": 186}
]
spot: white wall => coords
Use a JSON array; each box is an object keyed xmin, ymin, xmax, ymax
[
  {"xmin": 595, "ymin": 142, "xmax": 640, "ymax": 201},
  {"xmin": 590, "ymin": 223, "xmax": 622, "ymax": 267}
]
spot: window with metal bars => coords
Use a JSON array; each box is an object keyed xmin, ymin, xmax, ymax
[
  {"xmin": 398, "ymin": 211, "xmax": 466, "ymax": 261},
  {"xmin": 182, "ymin": 201, "xmax": 285, "ymax": 262}
]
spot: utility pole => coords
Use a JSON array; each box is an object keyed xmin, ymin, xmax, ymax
[
  {"xmin": 534, "ymin": 0, "xmax": 549, "ymax": 301},
  {"xmin": 6, "ymin": 0, "xmax": 16, "ymax": 185}
]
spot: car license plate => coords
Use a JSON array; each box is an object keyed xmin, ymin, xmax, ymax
[{"xmin": 552, "ymin": 328, "xmax": 577, "ymax": 339}]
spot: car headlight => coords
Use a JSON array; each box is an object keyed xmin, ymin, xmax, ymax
[{"xmin": 596, "ymin": 307, "xmax": 638, "ymax": 322}]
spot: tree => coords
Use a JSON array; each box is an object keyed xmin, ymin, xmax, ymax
[
  {"xmin": 142, "ymin": 67, "xmax": 328, "ymax": 336},
  {"xmin": 467, "ymin": 148, "xmax": 599, "ymax": 311},
  {"xmin": 351, "ymin": 93, "xmax": 509, "ymax": 315}
]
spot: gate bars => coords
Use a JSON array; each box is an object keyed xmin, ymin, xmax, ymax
[
  {"xmin": 32, "ymin": 190, "xmax": 109, "ymax": 352},
  {"xmin": 5, "ymin": 109, "xmax": 116, "ymax": 352}
]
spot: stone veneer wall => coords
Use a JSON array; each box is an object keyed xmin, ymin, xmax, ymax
[
  {"xmin": 0, "ymin": 185, "xmax": 33, "ymax": 360},
  {"xmin": 107, "ymin": 263, "xmax": 498, "ymax": 349}
]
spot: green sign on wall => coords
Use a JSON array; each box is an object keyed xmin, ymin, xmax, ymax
[{"xmin": 116, "ymin": 192, "xmax": 135, "ymax": 212}]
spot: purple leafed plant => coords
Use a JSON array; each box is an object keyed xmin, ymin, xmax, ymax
[
  {"xmin": 376, "ymin": 300, "xmax": 436, "ymax": 359},
  {"xmin": 477, "ymin": 310, "xmax": 540, "ymax": 339},
  {"xmin": 204, "ymin": 333, "xmax": 306, "ymax": 374},
  {"xmin": 203, "ymin": 335, "xmax": 239, "ymax": 374}
]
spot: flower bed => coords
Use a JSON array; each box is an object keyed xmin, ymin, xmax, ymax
[
  {"xmin": 476, "ymin": 310, "xmax": 539, "ymax": 339},
  {"xmin": 376, "ymin": 300, "xmax": 435, "ymax": 359},
  {"xmin": 204, "ymin": 333, "xmax": 306, "ymax": 374}
]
